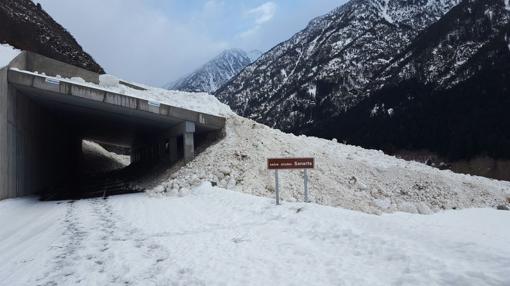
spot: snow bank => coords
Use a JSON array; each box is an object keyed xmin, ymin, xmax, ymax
[
  {"xmin": 150, "ymin": 115, "xmax": 510, "ymax": 214},
  {"xmin": 0, "ymin": 44, "xmax": 21, "ymax": 68}
]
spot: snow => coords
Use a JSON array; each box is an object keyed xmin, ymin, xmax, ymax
[
  {"xmin": 307, "ymin": 83, "xmax": 317, "ymax": 96},
  {"xmin": 376, "ymin": 0, "xmax": 394, "ymax": 24},
  {"xmin": 96, "ymin": 83, "xmax": 233, "ymax": 117},
  {"xmin": 82, "ymin": 140, "xmax": 130, "ymax": 168},
  {"xmin": 101, "ymin": 83, "xmax": 233, "ymax": 117},
  {"xmin": 99, "ymin": 74, "xmax": 120, "ymax": 88},
  {"xmin": 150, "ymin": 115, "xmax": 510, "ymax": 214},
  {"xmin": 0, "ymin": 43, "xmax": 21, "ymax": 68},
  {"xmin": 370, "ymin": 104, "xmax": 381, "ymax": 117},
  {"xmin": 1, "ymin": 183, "xmax": 509, "ymax": 285}
]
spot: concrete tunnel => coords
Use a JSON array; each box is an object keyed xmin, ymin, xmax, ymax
[{"xmin": 0, "ymin": 52, "xmax": 226, "ymax": 200}]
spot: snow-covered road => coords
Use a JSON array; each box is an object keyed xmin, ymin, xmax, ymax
[{"xmin": 1, "ymin": 183, "xmax": 509, "ymax": 285}]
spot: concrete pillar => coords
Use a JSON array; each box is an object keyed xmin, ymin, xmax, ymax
[
  {"xmin": 167, "ymin": 121, "xmax": 195, "ymax": 163},
  {"xmin": 183, "ymin": 133, "xmax": 194, "ymax": 163},
  {"xmin": 0, "ymin": 68, "xmax": 8, "ymax": 200},
  {"xmin": 5, "ymin": 71, "xmax": 18, "ymax": 199}
]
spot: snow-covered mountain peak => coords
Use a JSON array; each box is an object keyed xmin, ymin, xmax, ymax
[
  {"xmin": 216, "ymin": 48, "xmax": 247, "ymax": 60},
  {"xmin": 168, "ymin": 48, "xmax": 260, "ymax": 93}
]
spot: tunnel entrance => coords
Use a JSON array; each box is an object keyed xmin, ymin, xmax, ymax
[{"xmin": 0, "ymin": 52, "xmax": 226, "ymax": 201}]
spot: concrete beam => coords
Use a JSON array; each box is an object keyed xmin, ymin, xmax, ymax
[{"xmin": 168, "ymin": 121, "xmax": 195, "ymax": 136}]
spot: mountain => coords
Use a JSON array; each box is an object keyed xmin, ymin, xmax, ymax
[
  {"xmin": 0, "ymin": 0, "xmax": 104, "ymax": 73},
  {"xmin": 312, "ymin": 0, "xmax": 510, "ymax": 161},
  {"xmin": 216, "ymin": 0, "xmax": 461, "ymax": 133},
  {"xmin": 169, "ymin": 49, "xmax": 261, "ymax": 93},
  {"xmin": 216, "ymin": 0, "xmax": 510, "ymax": 162}
]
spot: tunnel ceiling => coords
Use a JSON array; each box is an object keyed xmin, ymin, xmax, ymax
[{"xmin": 16, "ymin": 86, "xmax": 182, "ymax": 147}]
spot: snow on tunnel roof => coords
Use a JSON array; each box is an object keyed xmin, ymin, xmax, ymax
[{"xmin": 10, "ymin": 67, "xmax": 233, "ymax": 118}]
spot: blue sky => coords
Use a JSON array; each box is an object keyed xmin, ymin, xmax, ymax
[{"xmin": 36, "ymin": 0, "xmax": 347, "ymax": 86}]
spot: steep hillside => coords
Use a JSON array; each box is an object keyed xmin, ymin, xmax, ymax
[
  {"xmin": 0, "ymin": 0, "xmax": 104, "ymax": 73},
  {"xmin": 170, "ymin": 49, "xmax": 259, "ymax": 93},
  {"xmin": 311, "ymin": 0, "xmax": 510, "ymax": 162},
  {"xmin": 215, "ymin": 0, "xmax": 460, "ymax": 133}
]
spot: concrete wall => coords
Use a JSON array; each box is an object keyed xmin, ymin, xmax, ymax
[
  {"xmin": 7, "ymin": 52, "xmax": 99, "ymax": 84},
  {"xmin": 1, "ymin": 52, "xmax": 98, "ymax": 200},
  {"xmin": 0, "ymin": 82, "xmax": 79, "ymax": 199}
]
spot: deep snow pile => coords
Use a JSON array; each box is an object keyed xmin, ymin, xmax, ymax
[
  {"xmin": 150, "ymin": 115, "xmax": 510, "ymax": 214},
  {"xmin": 1, "ymin": 185, "xmax": 510, "ymax": 285}
]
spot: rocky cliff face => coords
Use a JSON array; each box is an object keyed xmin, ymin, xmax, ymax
[
  {"xmin": 216, "ymin": 0, "xmax": 460, "ymax": 133},
  {"xmin": 0, "ymin": 0, "xmax": 104, "ymax": 73}
]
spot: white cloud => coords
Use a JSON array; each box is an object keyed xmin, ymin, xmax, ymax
[
  {"xmin": 239, "ymin": 2, "xmax": 277, "ymax": 40},
  {"xmin": 239, "ymin": 25, "xmax": 260, "ymax": 39},
  {"xmin": 203, "ymin": 0, "xmax": 225, "ymax": 16},
  {"xmin": 247, "ymin": 2, "xmax": 277, "ymax": 25}
]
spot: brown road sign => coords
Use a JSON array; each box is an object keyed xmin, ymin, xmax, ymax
[{"xmin": 267, "ymin": 158, "xmax": 314, "ymax": 170}]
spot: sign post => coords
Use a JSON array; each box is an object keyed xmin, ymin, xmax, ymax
[
  {"xmin": 275, "ymin": 169, "xmax": 280, "ymax": 205},
  {"xmin": 304, "ymin": 169, "xmax": 309, "ymax": 203},
  {"xmin": 267, "ymin": 158, "xmax": 314, "ymax": 205}
]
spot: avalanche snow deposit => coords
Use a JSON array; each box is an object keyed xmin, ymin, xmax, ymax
[
  {"xmin": 26, "ymin": 72, "xmax": 510, "ymax": 214},
  {"xmin": 149, "ymin": 115, "xmax": 510, "ymax": 214}
]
